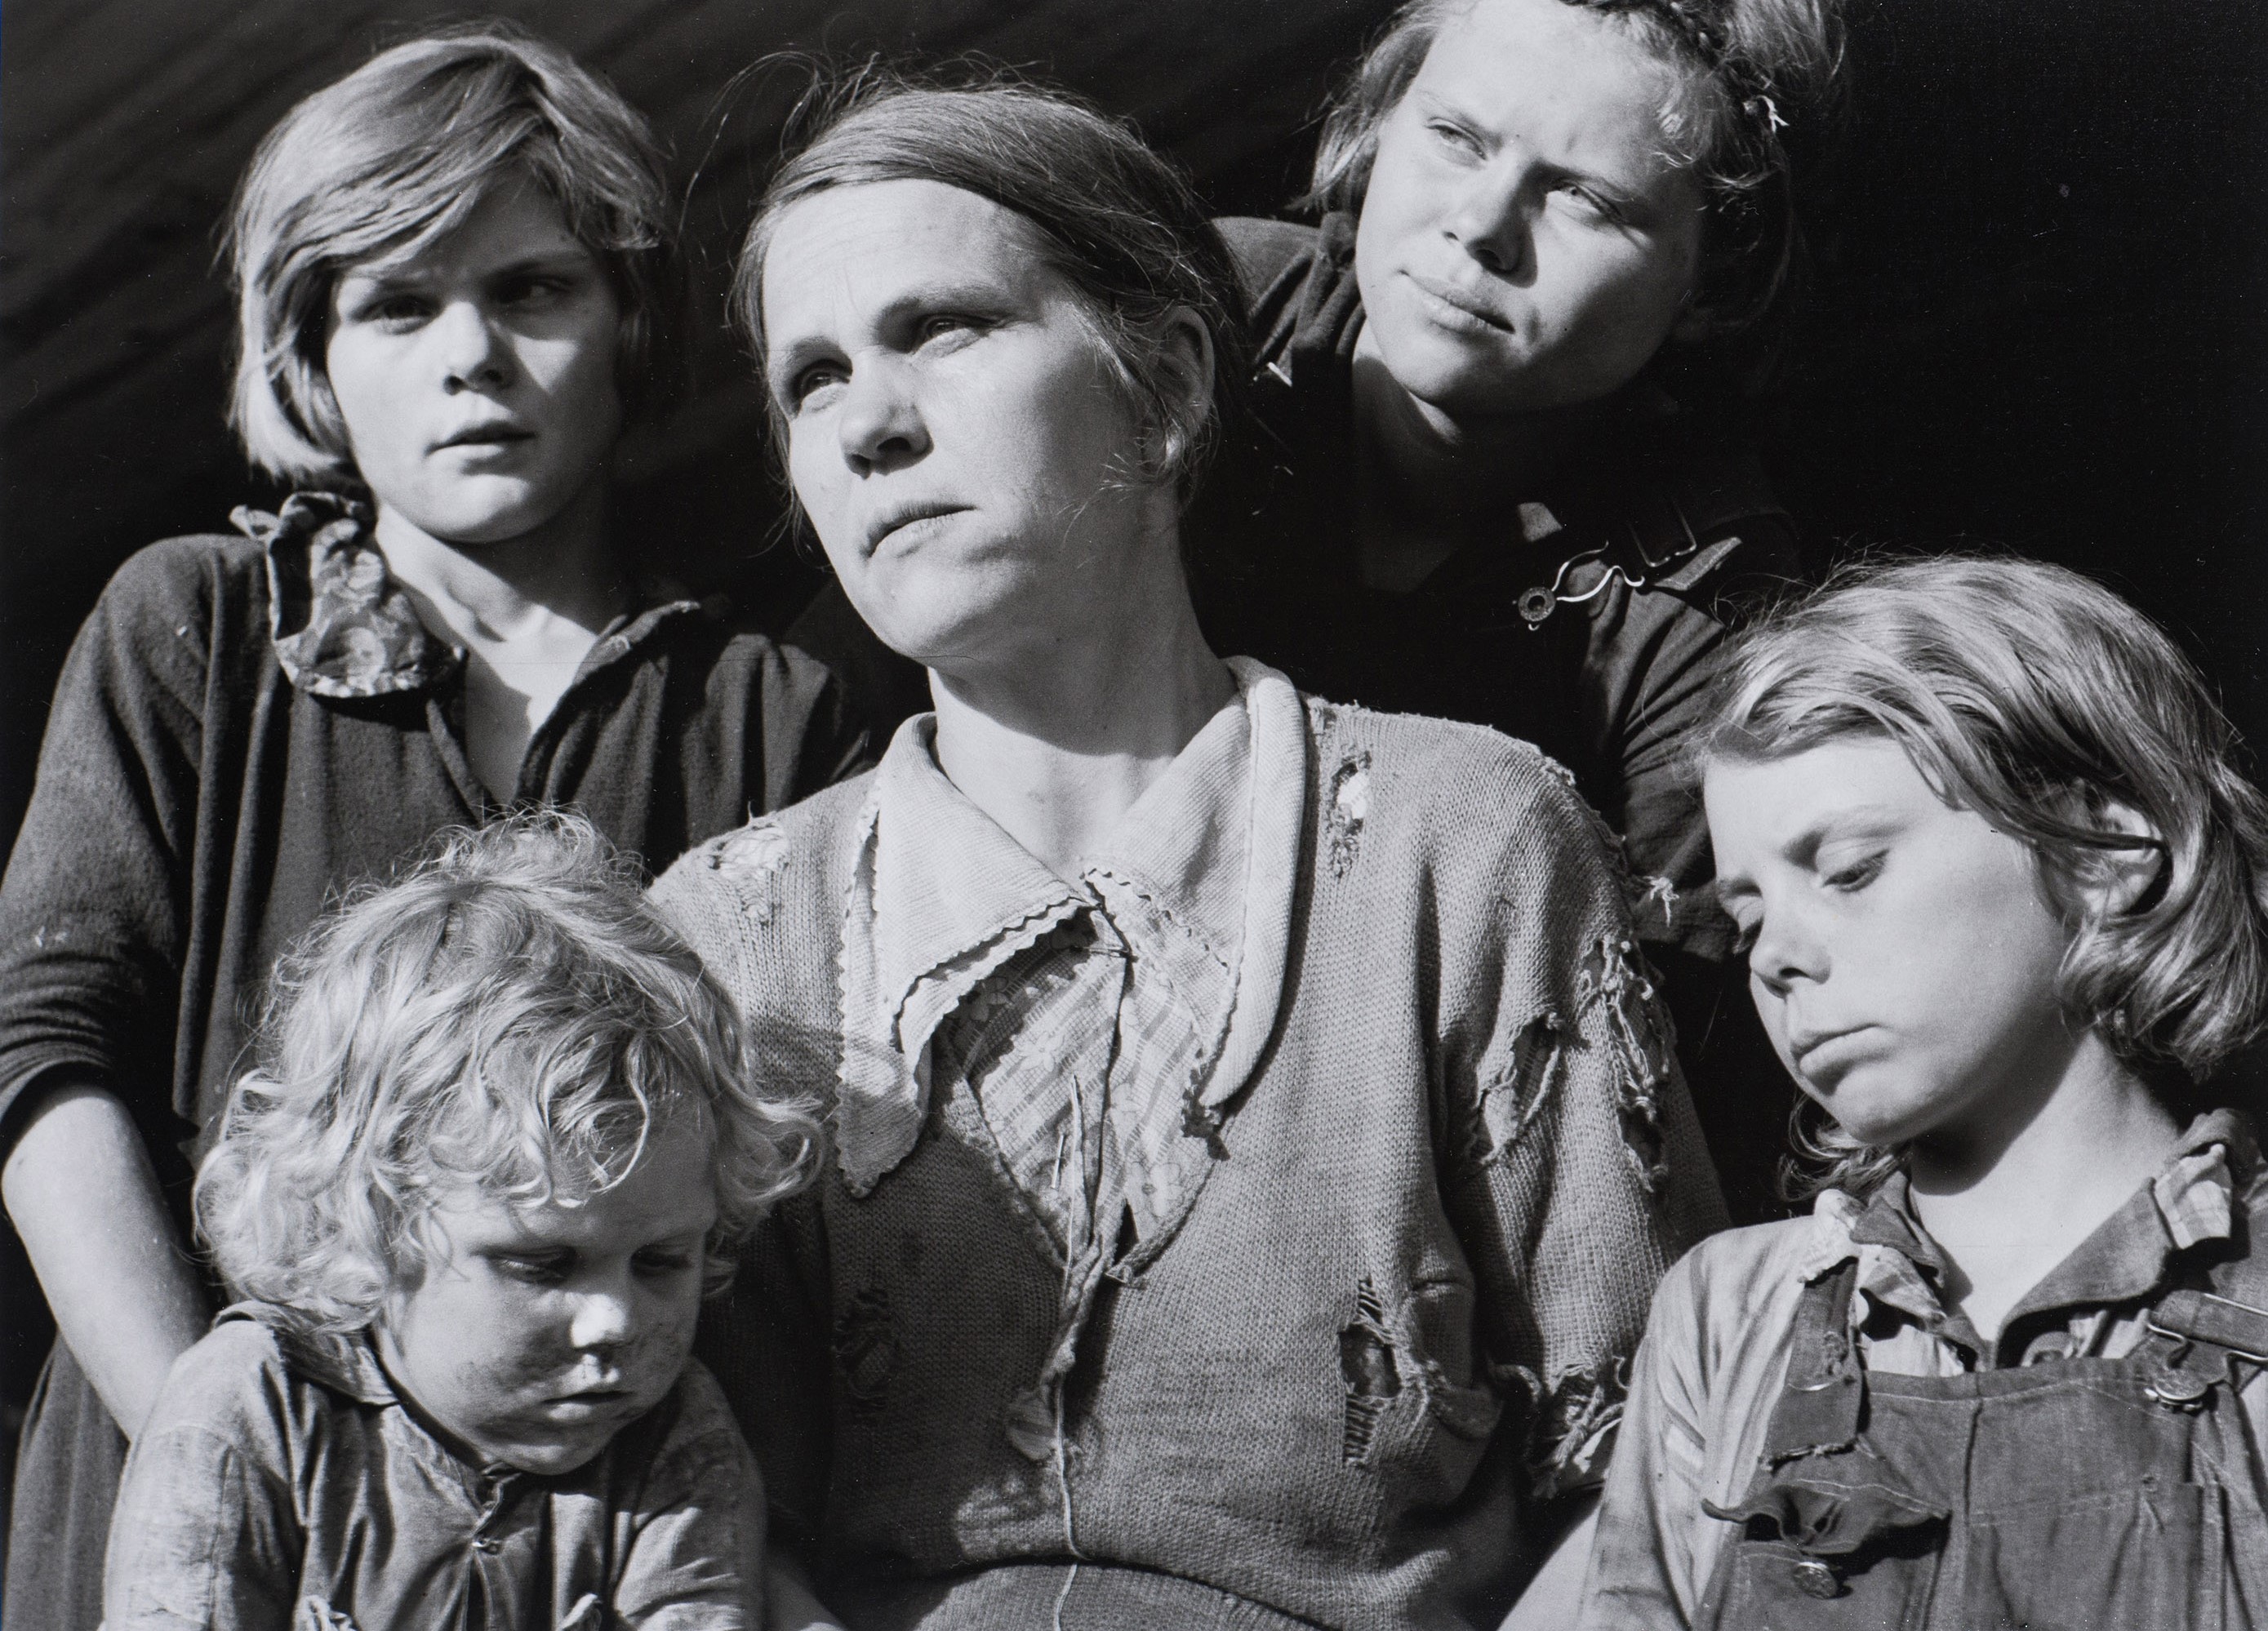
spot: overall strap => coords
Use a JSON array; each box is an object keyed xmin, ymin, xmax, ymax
[
  {"xmin": 2139, "ymin": 1189, "xmax": 2268, "ymax": 1401},
  {"xmin": 1758, "ymin": 1260, "xmax": 1867, "ymax": 1464},
  {"xmin": 1697, "ymin": 1258, "xmax": 1935, "ymax": 1581},
  {"xmin": 2145, "ymin": 1285, "xmax": 2268, "ymax": 1412},
  {"xmin": 2116, "ymin": 1229, "xmax": 2268, "ymax": 1409},
  {"xmin": 2150, "ymin": 1288, "xmax": 2268, "ymax": 1363}
]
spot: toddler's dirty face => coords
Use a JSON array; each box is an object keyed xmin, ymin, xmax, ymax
[
  {"xmin": 1354, "ymin": 0, "xmax": 1704, "ymax": 419},
  {"xmin": 1706, "ymin": 740, "xmax": 2077, "ymax": 1153},
  {"xmin": 376, "ymin": 1118, "xmax": 716, "ymax": 1476}
]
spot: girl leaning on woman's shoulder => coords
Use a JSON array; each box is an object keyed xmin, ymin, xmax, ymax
[{"xmin": 1580, "ymin": 557, "xmax": 2268, "ymax": 1629}]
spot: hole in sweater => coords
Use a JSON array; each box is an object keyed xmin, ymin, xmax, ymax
[
  {"xmin": 1340, "ymin": 1278, "xmax": 1403, "ymax": 1464},
  {"xmin": 1525, "ymin": 1356, "xmax": 1633, "ymax": 1501},
  {"xmin": 1579, "ymin": 934, "xmax": 1672, "ymax": 1191},
  {"xmin": 834, "ymin": 1287, "xmax": 898, "ymax": 1421},
  {"xmin": 1327, "ymin": 752, "xmax": 1372, "ymax": 879},
  {"xmin": 1473, "ymin": 1010, "xmax": 1568, "ymax": 1168},
  {"xmin": 706, "ymin": 819, "xmax": 794, "ymax": 923}
]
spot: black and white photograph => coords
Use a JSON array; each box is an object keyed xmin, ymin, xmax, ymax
[{"xmin": 2, "ymin": 1, "xmax": 2264, "ymax": 1625}]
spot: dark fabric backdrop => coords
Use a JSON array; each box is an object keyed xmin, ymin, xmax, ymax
[{"xmin": 2, "ymin": 0, "xmax": 2264, "ymax": 1416}]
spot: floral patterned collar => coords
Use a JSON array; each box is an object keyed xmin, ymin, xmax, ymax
[{"xmin": 234, "ymin": 491, "xmax": 704, "ymax": 700}]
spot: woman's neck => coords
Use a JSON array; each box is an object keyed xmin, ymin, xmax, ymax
[
  {"xmin": 927, "ymin": 507, "xmax": 1236, "ymax": 878},
  {"xmin": 1906, "ymin": 1034, "xmax": 2185, "ymax": 1342},
  {"xmin": 376, "ymin": 478, "xmax": 632, "ymax": 801}
]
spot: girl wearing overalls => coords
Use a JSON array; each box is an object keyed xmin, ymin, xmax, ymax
[{"xmin": 1578, "ymin": 554, "xmax": 2268, "ymax": 1629}]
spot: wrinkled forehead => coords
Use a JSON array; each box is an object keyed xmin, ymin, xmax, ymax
[{"xmin": 758, "ymin": 178, "xmax": 1065, "ymax": 340}]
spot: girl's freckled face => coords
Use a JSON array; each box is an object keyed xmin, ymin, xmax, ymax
[
  {"xmin": 1705, "ymin": 740, "xmax": 2080, "ymax": 1150},
  {"xmin": 1353, "ymin": 0, "xmax": 1705, "ymax": 418},
  {"xmin": 374, "ymin": 1120, "xmax": 717, "ymax": 1475}
]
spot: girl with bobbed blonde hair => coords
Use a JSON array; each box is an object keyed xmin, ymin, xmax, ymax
[
  {"xmin": 1581, "ymin": 554, "xmax": 2268, "ymax": 1629},
  {"xmin": 0, "ymin": 29, "xmax": 865, "ymax": 1627},
  {"xmin": 224, "ymin": 26, "xmax": 686, "ymax": 487}
]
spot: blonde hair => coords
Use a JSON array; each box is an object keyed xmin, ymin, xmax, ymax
[
  {"xmin": 1703, "ymin": 553, "xmax": 2268, "ymax": 1198},
  {"xmin": 223, "ymin": 24, "xmax": 683, "ymax": 486},
  {"xmin": 195, "ymin": 812, "xmax": 820, "ymax": 1335},
  {"xmin": 1308, "ymin": 0, "xmax": 1844, "ymax": 335}
]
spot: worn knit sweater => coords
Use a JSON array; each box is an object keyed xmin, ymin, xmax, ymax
[{"xmin": 651, "ymin": 691, "xmax": 1726, "ymax": 1631}]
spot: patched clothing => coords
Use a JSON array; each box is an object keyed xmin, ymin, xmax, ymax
[
  {"xmin": 0, "ymin": 492, "xmax": 869, "ymax": 1630},
  {"xmin": 1581, "ymin": 1111, "xmax": 2268, "ymax": 1629},
  {"xmin": 105, "ymin": 1306, "xmax": 759, "ymax": 1630},
  {"xmin": 651, "ymin": 660, "xmax": 1727, "ymax": 1631}
]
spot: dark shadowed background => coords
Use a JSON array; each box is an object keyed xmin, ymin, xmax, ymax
[{"xmin": 2, "ymin": 0, "xmax": 2264, "ymax": 1427}]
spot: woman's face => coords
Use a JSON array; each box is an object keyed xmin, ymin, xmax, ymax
[
  {"xmin": 760, "ymin": 178, "xmax": 1154, "ymax": 670},
  {"xmin": 1353, "ymin": 0, "xmax": 1705, "ymax": 420},
  {"xmin": 1705, "ymin": 739, "xmax": 2080, "ymax": 1152},
  {"xmin": 325, "ymin": 176, "xmax": 622, "ymax": 547}
]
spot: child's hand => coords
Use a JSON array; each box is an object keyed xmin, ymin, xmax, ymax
[{"xmin": 763, "ymin": 1558, "xmax": 847, "ymax": 1631}]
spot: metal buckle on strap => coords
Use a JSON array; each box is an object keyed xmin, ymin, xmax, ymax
[
  {"xmin": 1517, "ymin": 547, "xmax": 1640, "ymax": 629},
  {"xmin": 2149, "ymin": 1291, "xmax": 2268, "ymax": 1365},
  {"xmin": 2144, "ymin": 1370, "xmax": 2213, "ymax": 1410},
  {"xmin": 1628, "ymin": 496, "xmax": 1705, "ymax": 573}
]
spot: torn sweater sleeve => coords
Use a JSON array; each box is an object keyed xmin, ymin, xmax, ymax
[
  {"xmin": 1434, "ymin": 748, "xmax": 1728, "ymax": 1506},
  {"xmin": 649, "ymin": 833, "xmax": 845, "ymax": 1558}
]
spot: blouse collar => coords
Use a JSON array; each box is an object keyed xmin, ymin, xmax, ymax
[
  {"xmin": 236, "ymin": 491, "xmax": 705, "ymax": 700},
  {"xmin": 828, "ymin": 656, "xmax": 1310, "ymax": 1194}
]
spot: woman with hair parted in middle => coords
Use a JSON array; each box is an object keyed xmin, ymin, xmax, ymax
[
  {"xmin": 789, "ymin": 0, "xmax": 1852, "ymax": 1224},
  {"xmin": 652, "ymin": 73, "xmax": 1726, "ymax": 1631}
]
